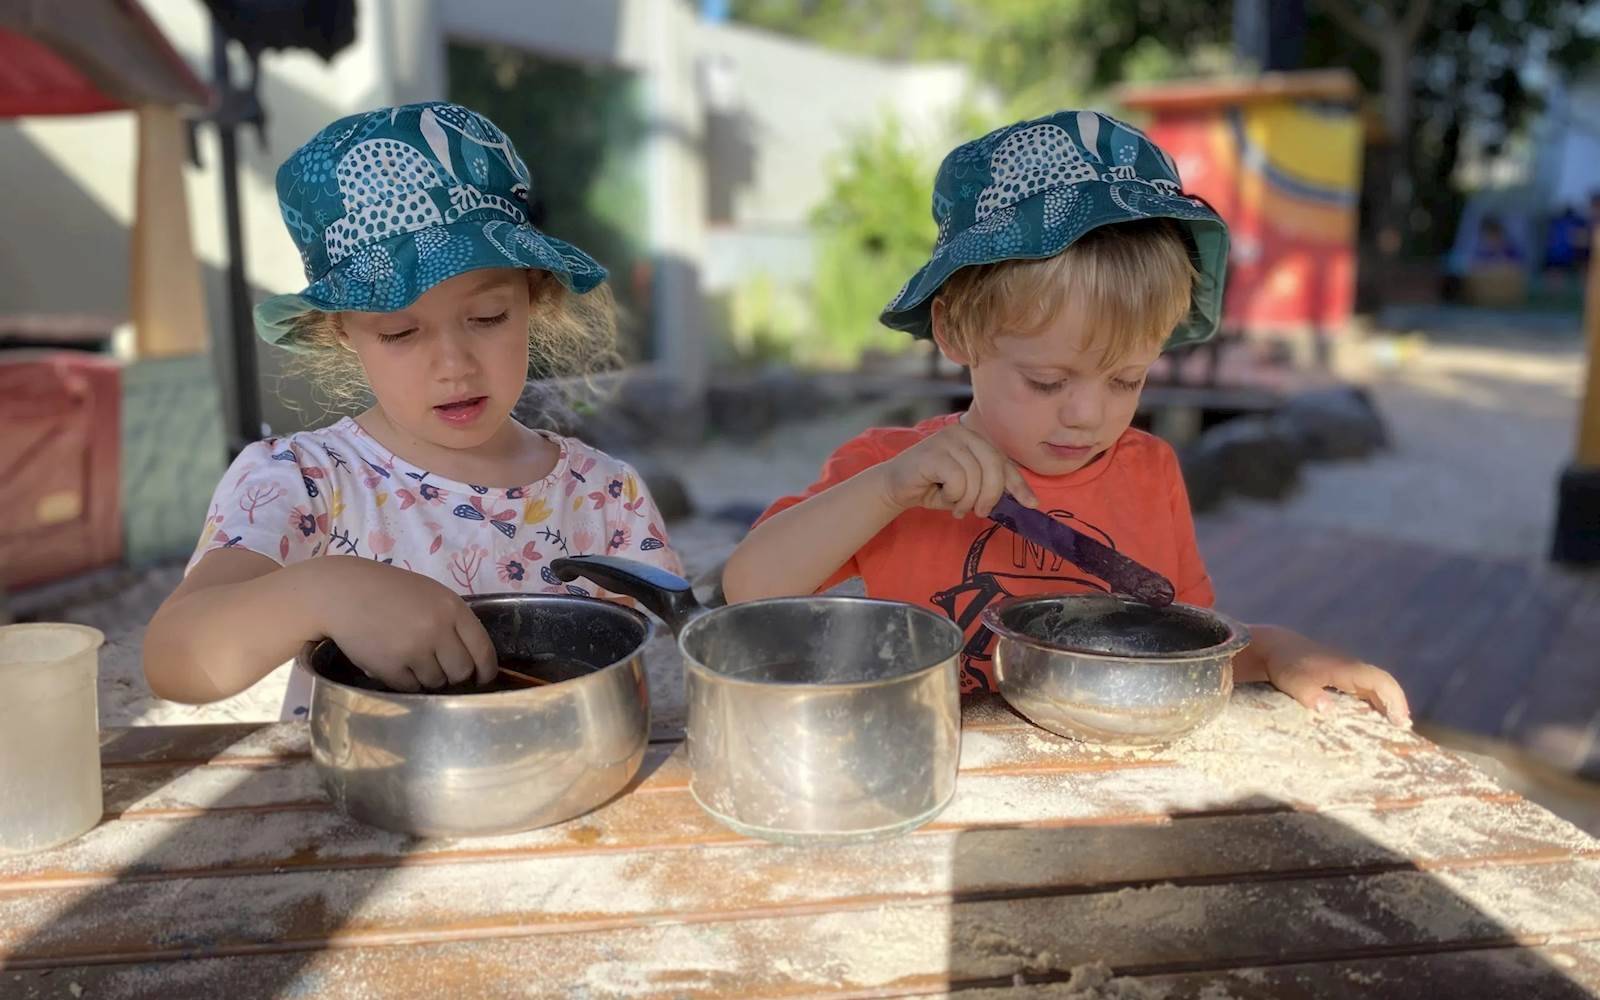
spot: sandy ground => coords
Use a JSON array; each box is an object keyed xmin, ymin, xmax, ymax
[{"xmin": 1235, "ymin": 324, "xmax": 1586, "ymax": 561}]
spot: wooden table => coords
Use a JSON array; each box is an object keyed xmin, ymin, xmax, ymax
[{"xmin": 3, "ymin": 688, "xmax": 1599, "ymax": 999}]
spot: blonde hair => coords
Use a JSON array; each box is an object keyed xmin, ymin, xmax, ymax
[
  {"xmin": 283, "ymin": 270, "xmax": 621, "ymax": 412},
  {"xmin": 934, "ymin": 219, "xmax": 1197, "ymax": 369}
]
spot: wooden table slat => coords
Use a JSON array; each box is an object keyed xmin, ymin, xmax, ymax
[
  {"xmin": 4, "ymin": 862, "xmax": 1598, "ymax": 999},
  {"xmin": 2, "ymin": 798, "xmax": 1595, "ymax": 969}
]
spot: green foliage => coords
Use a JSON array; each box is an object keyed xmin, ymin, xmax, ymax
[
  {"xmin": 446, "ymin": 43, "xmax": 651, "ymax": 354},
  {"xmin": 728, "ymin": 0, "xmax": 1224, "ymax": 117},
  {"xmin": 808, "ymin": 118, "xmax": 939, "ymax": 367},
  {"xmin": 724, "ymin": 273, "xmax": 812, "ymax": 365}
]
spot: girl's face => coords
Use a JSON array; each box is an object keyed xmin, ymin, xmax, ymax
[{"xmin": 339, "ymin": 268, "xmax": 532, "ymax": 451}]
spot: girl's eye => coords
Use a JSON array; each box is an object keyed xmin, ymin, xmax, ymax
[
  {"xmin": 377, "ymin": 330, "xmax": 415, "ymax": 344},
  {"xmin": 1111, "ymin": 377, "xmax": 1146, "ymax": 392},
  {"xmin": 1026, "ymin": 378, "xmax": 1064, "ymax": 394},
  {"xmin": 470, "ymin": 311, "xmax": 510, "ymax": 328}
]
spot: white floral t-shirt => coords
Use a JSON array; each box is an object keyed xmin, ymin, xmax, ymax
[{"xmin": 188, "ymin": 417, "xmax": 682, "ymax": 717}]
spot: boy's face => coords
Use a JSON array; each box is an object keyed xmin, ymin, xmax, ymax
[
  {"xmin": 339, "ymin": 268, "xmax": 532, "ymax": 450},
  {"xmin": 937, "ymin": 297, "xmax": 1161, "ymax": 477}
]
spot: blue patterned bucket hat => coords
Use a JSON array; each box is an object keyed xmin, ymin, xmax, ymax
[
  {"xmin": 881, "ymin": 110, "xmax": 1230, "ymax": 350},
  {"xmin": 254, "ymin": 102, "xmax": 607, "ymax": 348}
]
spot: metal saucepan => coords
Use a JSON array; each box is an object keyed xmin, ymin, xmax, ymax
[
  {"xmin": 552, "ymin": 555, "xmax": 964, "ymax": 845},
  {"xmin": 982, "ymin": 593, "xmax": 1250, "ymax": 746},
  {"xmin": 301, "ymin": 593, "xmax": 652, "ymax": 837}
]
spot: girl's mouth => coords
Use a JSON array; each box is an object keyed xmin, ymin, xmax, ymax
[{"xmin": 433, "ymin": 396, "xmax": 488, "ymax": 426}]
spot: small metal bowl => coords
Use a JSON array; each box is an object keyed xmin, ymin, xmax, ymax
[
  {"xmin": 301, "ymin": 594, "xmax": 652, "ymax": 838},
  {"xmin": 982, "ymin": 594, "xmax": 1250, "ymax": 746}
]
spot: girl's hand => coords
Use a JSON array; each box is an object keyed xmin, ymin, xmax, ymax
[
  {"xmin": 310, "ymin": 559, "xmax": 498, "ymax": 692},
  {"xmin": 878, "ymin": 423, "xmax": 1039, "ymax": 518},
  {"xmin": 1255, "ymin": 627, "xmax": 1411, "ymax": 727}
]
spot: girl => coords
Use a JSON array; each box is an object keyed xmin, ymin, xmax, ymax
[{"xmin": 144, "ymin": 103, "xmax": 681, "ymax": 715}]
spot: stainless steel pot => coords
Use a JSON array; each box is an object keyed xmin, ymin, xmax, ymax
[
  {"xmin": 301, "ymin": 593, "xmax": 652, "ymax": 837},
  {"xmin": 982, "ymin": 594, "xmax": 1249, "ymax": 746},
  {"xmin": 553, "ymin": 556, "xmax": 963, "ymax": 845}
]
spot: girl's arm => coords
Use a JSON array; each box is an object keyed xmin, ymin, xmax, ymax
[{"xmin": 144, "ymin": 551, "xmax": 497, "ymax": 703}]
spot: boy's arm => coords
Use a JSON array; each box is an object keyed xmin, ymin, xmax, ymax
[
  {"xmin": 1153, "ymin": 442, "xmax": 1409, "ymax": 725},
  {"xmin": 1233, "ymin": 623, "xmax": 1411, "ymax": 726},
  {"xmin": 723, "ymin": 422, "xmax": 1037, "ymax": 602},
  {"xmin": 721, "ymin": 464, "xmax": 902, "ymax": 602}
]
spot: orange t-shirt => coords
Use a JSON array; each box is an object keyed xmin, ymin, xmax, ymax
[{"xmin": 758, "ymin": 414, "xmax": 1215, "ymax": 693}]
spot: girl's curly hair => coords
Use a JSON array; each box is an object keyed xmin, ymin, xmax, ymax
[{"xmin": 282, "ymin": 270, "xmax": 622, "ymax": 414}]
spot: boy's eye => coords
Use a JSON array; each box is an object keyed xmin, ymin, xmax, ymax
[
  {"xmin": 377, "ymin": 329, "xmax": 415, "ymax": 344},
  {"xmin": 1026, "ymin": 378, "xmax": 1064, "ymax": 394},
  {"xmin": 470, "ymin": 311, "xmax": 511, "ymax": 328},
  {"xmin": 1111, "ymin": 376, "xmax": 1146, "ymax": 392}
]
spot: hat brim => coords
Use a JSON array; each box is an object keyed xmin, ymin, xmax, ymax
[
  {"xmin": 880, "ymin": 185, "xmax": 1230, "ymax": 351},
  {"xmin": 254, "ymin": 219, "xmax": 607, "ymax": 349}
]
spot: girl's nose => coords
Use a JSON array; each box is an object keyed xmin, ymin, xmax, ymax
[{"xmin": 431, "ymin": 330, "xmax": 477, "ymax": 376}]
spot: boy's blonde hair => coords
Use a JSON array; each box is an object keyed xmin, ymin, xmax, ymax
[
  {"xmin": 284, "ymin": 270, "xmax": 621, "ymax": 411},
  {"xmin": 933, "ymin": 218, "xmax": 1197, "ymax": 369}
]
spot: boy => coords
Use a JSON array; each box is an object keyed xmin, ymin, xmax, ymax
[{"xmin": 723, "ymin": 110, "xmax": 1408, "ymax": 725}]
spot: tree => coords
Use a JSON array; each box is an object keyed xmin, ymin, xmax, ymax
[
  {"xmin": 1305, "ymin": 0, "xmax": 1600, "ymax": 255},
  {"xmin": 731, "ymin": 0, "xmax": 1600, "ymax": 257},
  {"xmin": 729, "ymin": 0, "xmax": 1228, "ymax": 116}
]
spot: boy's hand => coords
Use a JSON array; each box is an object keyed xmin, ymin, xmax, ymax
[
  {"xmin": 1253, "ymin": 626, "xmax": 1411, "ymax": 727},
  {"xmin": 305, "ymin": 559, "xmax": 498, "ymax": 692},
  {"xmin": 878, "ymin": 423, "xmax": 1039, "ymax": 518}
]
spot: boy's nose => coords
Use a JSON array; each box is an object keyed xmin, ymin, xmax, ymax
[{"xmin": 1057, "ymin": 385, "xmax": 1103, "ymax": 429}]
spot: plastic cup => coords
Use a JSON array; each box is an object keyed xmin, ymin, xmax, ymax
[{"xmin": 0, "ymin": 623, "xmax": 105, "ymax": 853}]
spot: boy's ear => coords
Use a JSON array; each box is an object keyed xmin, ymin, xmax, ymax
[{"xmin": 930, "ymin": 298, "xmax": 973, "ymax": 368}]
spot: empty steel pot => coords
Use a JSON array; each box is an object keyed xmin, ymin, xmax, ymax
[
  {"xmin": 983, "ymin": 593, "xmax": 1249, "ymax": 746},
  {"xmin": 553, "ymin": 556, "xmax": 963, "ymax": 845},
  {"xmin": 301, "ymin": 593, "xmax": 652, "ymax": 837}
]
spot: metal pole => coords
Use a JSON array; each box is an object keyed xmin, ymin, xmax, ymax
[
  {"xmin": 1576, "ymin": 222, "xmax": 1600, "ymax": 468},
  {"xmin": 1550, "ymin": 221, "xmax": 1600, "ymax": 564},
  {"xmin": 213, "ymin": 24, "xmax": 263, "ymax": 455}
]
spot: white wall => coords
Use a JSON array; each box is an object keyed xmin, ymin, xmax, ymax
[{"xmin": 694, "ymin": 20, "xmax": 971, "ymax": 230}]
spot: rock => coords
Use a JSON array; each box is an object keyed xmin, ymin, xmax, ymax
[
  {"xmin": 706, "ymin": 370, "xmax": 827, "ymax": 441},
  {"xmin": 1275, "ymin": 386, "xmax": 1389, "ymax": 461},
  {"xmin": 1178, "ymin": 445, "xmax": 1227, "ymax": 513},
  {"xmin": 708, "ymin": 502, "xmax": 769, "ymax": 528},
  {"xmin": 630, "ymin": 461, "xmax": 694, "ymax": 522},
  {"xmin": 1182, "ymin": 415, "xmax": 1303, "ymax": 503},
  {"xmin": 513, "ymin": 379, "xmax": 585, "ymax": 438},
  {"xmin": 611, "ymin": 373, "xmax": 707, "ymax": 449},
  {"xmin": 517, "ymin": 372, "xmax": 708, "ymax": 452}
]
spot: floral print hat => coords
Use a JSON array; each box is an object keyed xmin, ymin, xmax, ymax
[
  {"xmin": 254, "ymin": 102, "xmax": 607, "ymax": 348},
  {"xmin": 880, "ymin": 109, "xmax": 1230, "ymax": 350}
]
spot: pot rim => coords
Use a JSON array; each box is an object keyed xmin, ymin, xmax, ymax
[
  {"xmin": 679, "ymin": 596, "xmax": 965, "ymax": 690},
  {"xmin": 297, "ymin": 592, "xmax": 655, "ymax": 703},
  {"xmin": 980, "ymin": 593, "xmax": 1251, "ymax": 664}
]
